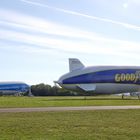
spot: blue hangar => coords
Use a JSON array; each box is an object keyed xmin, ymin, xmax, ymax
[{"xmin": 56, "ymin": 58, "xmax": 140, "ymax": 95}]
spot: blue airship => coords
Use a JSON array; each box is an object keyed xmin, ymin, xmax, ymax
[
  {"xmin": 0, "ymin": 82, "xmax": 30, "ymax": 95},
  {"xmin": 56, "ymin": 58, "xmax": 140, "ymax": 95}
]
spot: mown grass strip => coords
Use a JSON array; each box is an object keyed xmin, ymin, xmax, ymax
[
  {"xmin": 0, "ymin": 96, "xmax": 140, "ymax": 108},
  {"xmin": 0, "ymin": 109, "xmax": 140, "ymax": 140}
]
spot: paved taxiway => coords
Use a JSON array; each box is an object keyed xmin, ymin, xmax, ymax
[{"xmin": 0, "ymin": 106, "xmax": 140, "ymax": 113}]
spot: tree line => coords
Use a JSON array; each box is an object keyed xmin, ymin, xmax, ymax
[
  {"xmin": 30, "ymin": 83, "xmax": 91, "ymax": 96},
  {"xmin": 30, "ymin": 83, "xmax": 77, "ymax": 96}
]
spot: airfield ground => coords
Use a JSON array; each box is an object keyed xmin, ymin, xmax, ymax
[
  {"xmin": 0, "ymin": 109, "xmax": 140, "ymax": 140},
  {"xmin": 0, "ymin": 96, "xmax": 140, "ymax": 140},
  {"xmin": 0, "ymin": 95, "xmax": 140, "ymax": 108}
]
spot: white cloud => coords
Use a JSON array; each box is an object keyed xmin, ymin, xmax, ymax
[
  {"xmin": 0, "ymin": 9, "xmax": 100, "ymax": 40},
  {"xmin": 21, "ymin": 0, "xmax": 140, "ymax": 31},
  {"xmin": 0, "ymin": 27, "xmax": 140, "ymax": 60},
  {"xmin": 0, "ymin": 8, "xmax": 140, "ymax": 60},
  {"xmin": 0, "ymin": 8, "xmax": 140, "ymax": 45}
]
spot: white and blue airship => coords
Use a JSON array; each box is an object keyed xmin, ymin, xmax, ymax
[
  {"xmin": 0, "ymin": 82, "xmax": 30, "ymax": 95},
  {"xmin": 56, "ymin": 58, "xmax": 140, "ymax": 95}
]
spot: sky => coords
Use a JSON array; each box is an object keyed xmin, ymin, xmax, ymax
[{"xmin": 1, "ymin": 0, "xmax": 140, "ymax": 85}]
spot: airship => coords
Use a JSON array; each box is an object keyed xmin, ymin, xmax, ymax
[
  {"xmin": 55, "ymin": 58, "xmax": 140, "ymax": 96},
  {"xmin": 0, "ymin": 82, "xmax": 31, "ymax": 95}
]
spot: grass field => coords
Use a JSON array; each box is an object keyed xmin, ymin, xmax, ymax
[
  {"xmin": 0, "ymin": 96, "xmax": 140, "ymax": 140},
  {"xmin": 0, "ymin": 109, "xmax": 140, "ymax": 140},
  {"xmin": 0, "ymin": 96, "xmax": 140, "ymax": 108}
]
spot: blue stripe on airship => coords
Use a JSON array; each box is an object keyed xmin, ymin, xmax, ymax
[{"xmin": 63, "ymin": 69, "xmax": 140, "ymax": 84}]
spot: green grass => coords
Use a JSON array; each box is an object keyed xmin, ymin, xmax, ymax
[
  {"xmin": 0, "ymin": 109, "xmax": 140, "ymax": 140},
  {"xmin": 0, "ymin": 96, "xmax": 140, "ymax": 108}
]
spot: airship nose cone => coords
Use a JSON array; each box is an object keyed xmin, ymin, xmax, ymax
[
  {"xmin": 54, "ymin": 74, "xmax": 68, "ymax": 87},
  {"xmin": 54, "ymin": 79, "xmax": 63, "ymax": 87}
]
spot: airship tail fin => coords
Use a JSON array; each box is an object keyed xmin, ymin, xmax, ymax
[{"xmin": 69, "ymin": 58, "xmax": 85, "ymax": 72}]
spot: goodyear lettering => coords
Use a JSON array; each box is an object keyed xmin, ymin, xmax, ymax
[{"xmin": 115, "ymin": 71, "xmax": 140, "ymax": 83}]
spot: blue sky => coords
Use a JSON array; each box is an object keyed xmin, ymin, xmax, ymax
[{"xmin": 1, "ymin": 0, "xmax": 140, "ymax": 85}]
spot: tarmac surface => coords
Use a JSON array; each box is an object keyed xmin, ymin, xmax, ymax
[{"xmin": 0, "ymin": 106, "xmax": 140, "ymax": 113}]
